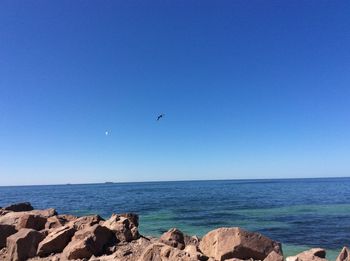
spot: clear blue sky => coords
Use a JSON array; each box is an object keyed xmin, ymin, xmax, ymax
[{"xmin": 1, "ymin": 1, "xmax": 350, "ymax": 185}]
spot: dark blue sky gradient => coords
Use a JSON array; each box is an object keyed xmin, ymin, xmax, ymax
[{"xmin": 1, "ymin": 1, "xmax": 350, "ymax": 185}]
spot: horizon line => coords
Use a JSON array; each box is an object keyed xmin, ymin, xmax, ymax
[{"xmin": 1, "ymin": 176, "xmax": 349, "ymax": 188}]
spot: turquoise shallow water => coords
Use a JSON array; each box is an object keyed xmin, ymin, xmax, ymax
[{"xmin": 1, "ymin": 178, "xmax": 349, "ymax": 260}]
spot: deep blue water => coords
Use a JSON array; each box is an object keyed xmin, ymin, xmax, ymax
[{"xmin": 1, "ymin": 178, "xmax": 350, "ymax": 259}]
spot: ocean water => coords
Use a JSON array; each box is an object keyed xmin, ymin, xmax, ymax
[{"xmin": 1, "ymin": 178, "xmax": 350, "ymax": 260}]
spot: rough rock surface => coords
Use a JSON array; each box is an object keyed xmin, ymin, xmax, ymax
[
  {"xmin": 90, "ymin": 237, "xmax": 152, "ymax": 261},
  {"xmin": 45, "ymin": 216, "xmax": 67, "ymax": 230},
  {"xmin": 140, "ymin": 242, "xmax": 199, "ymax": 261},
  {"xmin": 62, "ymin": 224, "xmax": 114, "ymax": 260},
  {"xmin": 199, "ymin": 227, "xmax": 282, "ymax": 261},
  {"xmin": 30, "ymin": 208, "xmax": 57, "ymax": 218},
  {"xmin": 0, "ymin": 209, "xmax": 10, "ymax": 216},
  {"xmin": 184, "ymin": 235, "xmax": 200, "ymax": 247},
  {"xmin": 183, "ymin": 244, "xmax": 208, "ymax": 260},
  {"xmin": 119, "ymin": 213, "xmax": 139, "ymax": 227},
  {"xmin": 28, "ymin": 254, "xmax": 61, "ymax": 261},
  {"xmin": 337, "ymin": 247, "xmax": 350, "ymax": 261},
  {"xmin": 0, "ymin": 209, "xmax": 56, "ymax": 227},
  {"xmin": 102, "ymin": 213, "xmax": 139, "ymax": 242},
  {"xmin": 37, "ymin": 225, "xmax": 76, "ymax": 257},
  {"xmin": 17, "ymin": 214, "xmax": 48, "ymax": 230},
  {"xmin": 159, "ymin": 228, "xmax": 186, "ymax": 250},
  {"xmin": 71, "ymin": 215, "xmax": 103, "ymax": 230},
  {"xmin": 0, "ymin": 208, "xmax": 58, "ymax": 253},
  {"xmin": 0, "ymin": 212, "xmax": 28, "ymax": 227},
  {"xmin": 0, "ymin": 247, "xmax": 8, "ymax": 260},
  {"xmin": 286, "ymin": 248, "xmax": 327, "ymax": 261},
  {"xmin": 0, "ymin": 224, "xmax": 17, "ymax": 248},
  {"xmin": 6, "ymin": 228, "xmax": 45, "ymax": 261},
  {"xmin": 264, "ymin": 251, "xmax": 284, "ymax": 261}
]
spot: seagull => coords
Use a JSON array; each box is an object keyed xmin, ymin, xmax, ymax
[
  {"xmin": 105, "ymin": 131, "xmax": 109, "ymax": 136},
  {"xmin": 157, "ymin": 113, "xmax": 165, "ymax": 121}
]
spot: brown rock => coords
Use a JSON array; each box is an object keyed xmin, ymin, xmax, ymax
[
  {"xmin": 337, "ymin": 247, "xmax": 350, "ymax": 261},
  {"xmin": 0, "ymin": 224, "xmax": 17, "ymax": 248},
  {"xmin": 6, "ymin": 228, "xmax": 45, "ymax": 261},
  {"xmin": 45, "ymin": 216, "xmax": 65, "ymax": 230},
  {"xmin": 103, "ymin": 213, "xmax": 139, "ymax": 242},
  {"xmin": 72, "ymin": 215, "xmax": 103, "ymax": 230},
  {"xmin": 37, "ymin": 225, "xmax": 76, "ymax": 257},
  {"xmin": 0, "ymin": 209, "xmax": 57, "ymax": 229},
  {"xmin": 59, "ymin": 214, "xmax": 77, "ymax": 222},
  {"xmin": 184, "ymin": 244, "xmax": 207, "ymax": 260},
  {"xmin": 0, "ymin": 209, "xmax": 10, "ymax": 216},
  {"xmin": 140, "ymin": 242, "xmax": 202, "ymax": 261},
  {"xmin": 17, "ymin": 214, "xmax": 47, "ymax": 231},
  {"xmin": 184, "ymin": 235, "xmax": 200, "ymax": 247},
  {"xmin": 286, "ymin": 248, "xmax": 327, "ymax": 261},
  {"xmin": 62, "ymin": 224, "xmax": 113, "ymax": 260},
  {"xmin": 0, "ymin": 247, "xmax": 7, "ymax": 260},
  {"xmin": 28, "ymin": 254, "xmax": 61, "ymax": 260},
  {"xmin": 199, "ymin": 227, "xmax": 282, "ymax": 261},
  {"xmin": 45, "ymin": 214, "xmax": 77, "ymax": 230},
  {"xmin": 90, "ymin": 237, "xmax": 153, "ymax": 261},
  {"xmin": 30, "ymin": 208, "xmax": 57, "ymax": 218},
  {"xmin": 89, "ymin": 253, "xmax": 112, "ymax": 260},
  {"xmin": 119, "ymin": 213, "xmax": 139, "ymax": 227},
  {"xmin": 0, "ymin": 212, "xmax": 20, "ymax": 226},
  {"xmin": 159, "ymin": 228, "xmax": 185, "ymax": 250},
  {"xmin": 4, "ymin": 202, "xmax": 34, "ymax": 212},
  {"xmin": 264, "ymin": 251, "xmax": 284, "ymax": 261}
]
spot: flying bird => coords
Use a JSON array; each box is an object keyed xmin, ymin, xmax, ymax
[
  {"xmin": 105, "ymin": 131, "xmax": 109, "ymax": 136},
  {"xmin": 157, "ymin": 113, "xmax": 165, "ymax": 121}
]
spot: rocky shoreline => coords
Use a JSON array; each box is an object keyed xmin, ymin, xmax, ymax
[{"xmin": 0, "ymin": 202, "xmax": 348, "ymax": 261}]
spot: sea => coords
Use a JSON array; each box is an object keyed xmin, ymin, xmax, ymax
[{"xmin": 1, "ymin": 177, "xmax": 349, "ymax": 260}]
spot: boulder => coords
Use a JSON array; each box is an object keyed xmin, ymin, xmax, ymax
[
  {"xmin": 62, "ymin": 224, "xmax": 113, "ymax": 260},
  {"xmin": 184, "ymin": 244, "xmax": 207, "ymax": 260},
  {"xmin": 0, "ymin": 209, "xmax": 57, "ymax": 228},
  {"xmin": 184, "ymin": 235, "xmax": 200, "ymax": 247},
  {"xmin": 119, "ymin": 213, "xmax": 139, "ymax": 227},
  {"xmin": 140, "ymin": 242, "xmax": 204, "ymax": 261},
  {"xmin": 264, "ymin": 251, "xmax": 284, "ymax": 261},
  {"xmin": 37, "ymin": 225, "xmax": 76, "ymax": 257},
  {"xmin": 71, "ymin": 215, "xmax": 103, "ymax": 230},
  {"xmin": 159, "ymin": 228, "xmax": 185, "ymax": 250},
  {"xmin": 17, "ymin": 214, "xmax": 47, "ymax": 230},
  {"xmin": 337, "ymin": 247, "xmax": 350, "ymax": 261},
  {"xmin": 45, "ymin": 216, "xmax": 66, "ymax": 230},
  {"xmin": 59, "ymin": 214, "xmax": 77, "ymax": 222},
  {"xmin": 286, "ymin": 248, "xmax": 327, "ymax": 261},
  {"xmin": 6, "ymin": 228, "xmax": 45, "ymax": 261},
  {"xmin": 0, "ymin": 212, "xmax": 20, "ymax": 226},
  {"xmin": 44, "ymin": 214, "xmax": 76, "ymax": 230},
  {"xmin": 90, "ymin": 237, "xmax": 153, "ymax": 261},
  {"xmin": 199, "ymin": 227, "xmax": 282, "ymax": 261},
  {"xmin": 4, "ymin": 202, "xmax": 34, "ymax": 212},
  {"xmin": 103, "ymin": 213, "xmax": 139, "ymax": 242},
  {"xmin": 0, "ymin": 224, "xmax": 17, "ymax": 248},
  {"xmin": 30, "ymin": 208, "xmax": 57, "ymax": 218}
]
